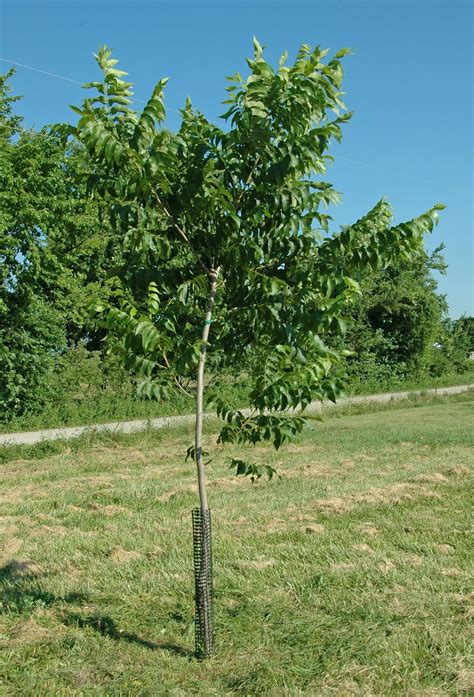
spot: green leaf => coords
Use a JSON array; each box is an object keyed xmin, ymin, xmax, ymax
[
  {"xmin": 253, "ymin": 36, "xmax": 263, "ymax": 59},
  {"xmin": 334, "ymin": 47, "xmax": 352, "ymax": 59}
]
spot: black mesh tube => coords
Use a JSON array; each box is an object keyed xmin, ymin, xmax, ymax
[{"xmin": 192, "ymin": 508, "xmax": 214, "ymax": 658}]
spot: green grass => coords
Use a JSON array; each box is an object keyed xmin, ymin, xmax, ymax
[
  {"xmin": 2, "ymin": 364, "xmax": 473, "ymax": 434},
  {"xmin": 1, "ymin": 395, "xmax": 473, "ymax": 695}
]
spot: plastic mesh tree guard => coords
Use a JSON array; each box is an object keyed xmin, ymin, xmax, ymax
[{"xmin": 192, "ymin": 507, "xmax": 214, "ymax": 658}]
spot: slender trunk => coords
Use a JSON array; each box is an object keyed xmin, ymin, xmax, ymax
[
  {"xmin": 195, "ymin": 267, "xmax": 220, "ymax": 511},
  {"xmin": 193, "ymin": 267, "xmax": 220, "ymax": 658}
]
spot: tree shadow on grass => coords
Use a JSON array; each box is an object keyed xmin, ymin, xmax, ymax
[
  {"xmin": 1, "ymin": 560, "xmax": 193, "ymax": 657},
  {"xmin": 0, "ymin": 560, "xmax": 88, "ymax": 613},
  {"xmin": 62, "ymin": 612, "xmax": 193, "ymax": 657}
]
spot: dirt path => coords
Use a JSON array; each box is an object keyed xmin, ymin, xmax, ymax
[{"xmin": 1, "ymin": 384, "xmax": 472, "ymax": 447}]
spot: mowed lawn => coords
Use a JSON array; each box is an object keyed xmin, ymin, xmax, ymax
[{"xmin": 1, "ymin": 396, "xmax": 473, "ymax": 695}]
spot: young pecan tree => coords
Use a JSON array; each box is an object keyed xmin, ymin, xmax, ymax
[{"xmin": 66, "ymin": 40, "xmax": 443, "ymax": 655}]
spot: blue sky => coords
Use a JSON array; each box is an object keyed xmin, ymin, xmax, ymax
[{"xmin": 1, "ymin": 0, "xmax": 472, "ymax": 317}]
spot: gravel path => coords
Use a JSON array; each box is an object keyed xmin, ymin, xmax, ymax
[{"xmin": 1, "ymin": 383, "xmax": 471, "ymax": 447}]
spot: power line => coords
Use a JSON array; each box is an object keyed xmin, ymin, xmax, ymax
[
  {"xmin": 0, "ymin": 57, "xmax": 181, "ymax": 112},
  {"xmin": 0, "ymin": 58, "xmax": 84, "ymax": 85},
  {"xmin": 336, "ymin": 154, "xmax": 441, "ymax": 186},
  {"xmin": 1, "ymin": 57, "xmax": 441, "ymax": 186}
]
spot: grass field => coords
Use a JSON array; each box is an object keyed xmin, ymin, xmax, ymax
[{"xmin": 1, "ymin": 395, "xmax": 473, "ymax": 695}]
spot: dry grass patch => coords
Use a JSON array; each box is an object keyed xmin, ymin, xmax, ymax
[
  {"xmin": 378, "ymin": 559, "xmax": 396, "ymax": 573},
  {"xmin": 109, "ymin": 547, "xmax": 143, "ymax": 563},
  {"xmin": 88, "ymin": 503, "xmax": 127, "ymax": 515},
  {"xmin": 0, "ymin": 484, "xmax": 48, "ymax": 504},
  {"xmin": 312, "ymin": 481, "xmax": 443, "ymax": 515},
  {"xmin": 33, "ymin": 524, "xmax": 70, "ymax": 537},
  {"xmin": 352, "ymin": 542, "xmax": 374, "ymax": 555},
  {"xmin": 436, "ymin": 543, "xmax": 455, "ymax": 555},
  {"xmin": 410, "ymin": 472, "xmax": 448, "ymax": 483},
  {"xmin": 10, "ymin": 617, "xmax": 53, "ymax": 642},
  {"xmin": 331, "ymin": 562, "xmax": 357, "ymax": 571},
  {"xmin": 357, "ymin": 522, "xmax": 380, "ymax": 536},
  {"xmin": 233, "ymin": 558, "xmax": 277, "ymax": 570},
  {"xmin": 0, "ymin": 537, "xmax": 23, "ymax": 563},
  {"xmin": 456, "ymin": 670, "xmax": 474, "ymax": 693}
]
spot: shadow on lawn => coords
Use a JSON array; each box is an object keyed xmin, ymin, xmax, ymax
[
  {"xmin": 62, "ymin": 612, "xmax": 193, "ymax": 657},
  {"xmin": 0, "ymin": 560, "xmax": 88, "ymax": 612},
  {"xmin": 0, "ymin": 560, "xmax": 192, "ymax": 658}
]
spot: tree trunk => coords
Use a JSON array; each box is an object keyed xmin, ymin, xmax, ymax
[
  {"xmin": 195, "ymin": 267, "xmax": 220, "ymax": 511},
  {"xmin": 193, "ymin": 267, "xmax": 219, "ymax": 658}
]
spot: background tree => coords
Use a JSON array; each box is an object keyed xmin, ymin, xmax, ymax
[
  {"xmin": 0, "ymin": 70, "xmax": 63, "ymax": 416},
  {"xmin": 341, "ymin": 245, "xmax": 450, "ymax": 389},
  {"xmin": 0, "ymin": 70, "xmax": 122, "ymax": 420},
  {"xmin": 452, "ymin": 316, "xmax": 474, "ymax": 353},
  {"xmin": 430, "ymin": 315, "xmax": 473, "ymax": 377},
  {"xmin": 66, "ymin": 41, "xmax": 443, "ymax": 656}
]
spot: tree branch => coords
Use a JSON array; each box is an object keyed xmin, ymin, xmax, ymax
[
  {"xmin": 234, "ymin": 154, "xmax": 261, "ymax": 211},
  {"xmin": 150, "ymin": 188, "xmax": 210, "ymax": 274},
  {"xmin": 162, "ymin": 352, "xmax": 194, "ymax": 399}
]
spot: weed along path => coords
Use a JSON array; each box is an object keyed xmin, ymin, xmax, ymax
[{"xmin": 1, "ymin": 384, "xmax": 472, "ymax": 447}]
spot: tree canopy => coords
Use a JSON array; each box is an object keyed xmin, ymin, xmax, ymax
[{"xmin": 65, "ymin": 41, "xmax": 443, "ymax": 469}]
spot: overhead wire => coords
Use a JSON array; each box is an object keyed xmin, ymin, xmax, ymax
[
  {"xmin": 0, "ymin": 56, "xmax": 441, "ymax": 185},
  {"xmin": 0, "ymin": 58, "xmax": 86, "ymax": 85},
  {"xmin": 0, "ymin": 57, "xmax": 181, "ymax": 112}
]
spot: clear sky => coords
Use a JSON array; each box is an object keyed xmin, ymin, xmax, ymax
[{"xmin": 1, "ymin": 0, "xmax": 472, "ymax": 317}]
